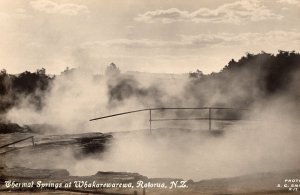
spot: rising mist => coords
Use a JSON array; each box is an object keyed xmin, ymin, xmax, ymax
[{"xmin": 2, "ymin": 51, "xmax": 300, "ymax": 180}]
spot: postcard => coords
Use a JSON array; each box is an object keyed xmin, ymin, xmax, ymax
[{"xmin": 1, "ymin": 0, "xmax": 300, "ymax": 194}]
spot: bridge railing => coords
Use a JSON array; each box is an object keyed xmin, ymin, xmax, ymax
[
  {"xmin": 0, "ymin": 136, "xmax": 35, "ymax": 155},
  {"xmin": 90, "ymin": 107, "xmax": 249, "ymax": 133}
]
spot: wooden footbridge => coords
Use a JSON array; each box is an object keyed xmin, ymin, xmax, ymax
[{"xmin": 90, "ymin": 107, "xmax": 249, "ymax": 133}]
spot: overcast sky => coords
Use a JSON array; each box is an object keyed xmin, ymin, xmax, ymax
[{"xmin": 0, "ymin": 0, "xmax": 300, "ymax": 74}]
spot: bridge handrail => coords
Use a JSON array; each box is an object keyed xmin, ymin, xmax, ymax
[
  {"xmin": 89, "ymin": 107, "xmax": 250, "ymax": 132},
  {"xmin": 0, "ymin": 136, "xmax": 35, "ymax": 149},
  {"xmin": 89, "ymin": 107, "xmax": 249, "ymax": 121}
]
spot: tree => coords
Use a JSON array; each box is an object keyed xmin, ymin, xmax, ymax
[
  {"xmin": 189, "ymin": 69, "xmax": 204, "ymax": 79},
  {"xmin": 105, "ymin": 63, "xmax": 120, "ymax": 77},
  {"xmin": 36, "ymin": 68, "xmax": 46, "ymax": 75},
  {"xmin": 0, "ymin": 69, "xmax": 9, "ymax": 95},
  {"xmin": 0, "ymin": 69, "xmax": 7, "ymax": 75}
]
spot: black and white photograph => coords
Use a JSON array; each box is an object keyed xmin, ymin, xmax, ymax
[{"xmin": 0, "ymin": 0, "xmax": 300, "ymax": 194}]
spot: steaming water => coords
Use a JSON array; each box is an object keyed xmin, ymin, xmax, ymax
[
  {"xmin": 7, "ymin": 118, "xmax": 300, "ymax": 181},
  {"xmin": 70, "ymin": 123, "xmax": 300, "ymax": 180}
]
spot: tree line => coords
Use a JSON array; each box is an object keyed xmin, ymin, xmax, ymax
[{"xmin": 0, "ymin": 68, "xmax": 53, "ymax": 115}]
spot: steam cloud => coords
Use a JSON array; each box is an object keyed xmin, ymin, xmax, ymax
[{"xmin": 3, "ymin": 51, "xmax": 300, "ymax": 180}]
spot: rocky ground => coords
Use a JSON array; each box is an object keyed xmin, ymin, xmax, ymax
[{"xmin": 1, "ymin": 166, "xmax": 299, "ymax": 194}]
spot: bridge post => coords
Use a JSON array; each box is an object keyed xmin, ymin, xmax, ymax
[
  {"xmin": 31, "ymin": 136, "xmax": 35, "ymax": 146},
  {"xmin": 149, "ymin": 109, "xmax": 152, "ymax": 134},
  {"xmin": 209, "ymin": 108, "xmax": 212, "ymax": 131}
]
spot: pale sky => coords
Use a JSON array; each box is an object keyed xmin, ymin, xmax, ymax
[{"xmin": 0, "ymin": 0, "xmax": 300, "ymax": 74}]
